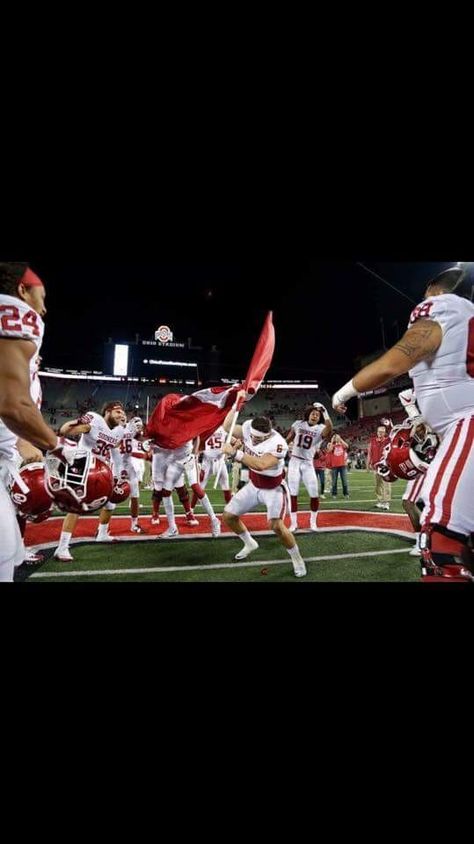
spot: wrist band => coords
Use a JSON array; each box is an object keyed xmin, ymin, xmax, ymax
[
  {"xmin": 333, "ymin": 379, "xmax": 358, "ymax": 406},
  {"xmin": 235, "ymin": 449, "xmax": 244, "ymax": 462}
]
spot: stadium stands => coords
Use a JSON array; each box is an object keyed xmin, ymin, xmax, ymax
[{"xmin": 40, "ymin": 375, "xmax": 406, "ymax": 450}]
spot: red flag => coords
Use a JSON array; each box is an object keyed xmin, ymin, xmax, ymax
[
  {"xmin": 237, "ymin": 311, "xmax": 275, "ymax": 410},
  {"xmin": 146, "ymin": 385, "xmax": 241, "ymax": 449},
  {"xmin": 146, "ymin": 312, "xmax": 275, "ymax": 449}
]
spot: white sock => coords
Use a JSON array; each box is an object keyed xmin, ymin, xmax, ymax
[
  {"xmin": 414, "ymin": 531, "xmax": 420, "ymax": 548},
  {"xmin": 97, "ymin": 523, "xmax": 109, "ymax": 539},
  {"xmin": 163, "ymin": 496, "xmax": 176, "ymax": 529},
  {"xmin": 290, "ymin": 513, "xmax": 298, "ymax": 526},
  {"xmin": 200, "ymin": 494, "xmax": 216, "ymax": 519},
  {"xmin": 239, "ymin": 529, "xmax": 254, "ymax": 547},
  {"xmin": 310, "ymin": 513, "xmax": 318, "ymax": 526},
  {"xmin": 287, "ymin": 544, "xmax": 303, "ymax": 562},
  {"xmin": 131, "ymin": 517, "xmax": 138, "ymax": 528},
  {"xmin": 58, "ymin": 531, "xmax": 72, "ymax": 549}
]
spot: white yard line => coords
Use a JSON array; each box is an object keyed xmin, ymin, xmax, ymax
[{"xmin": 30, "ymin": 547, "xmax": 412, "ymax": 578}]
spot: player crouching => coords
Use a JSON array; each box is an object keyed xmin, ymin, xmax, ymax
[{"xmin": 221, "ymin": 404, "xmax": 307, "ymax": 578}]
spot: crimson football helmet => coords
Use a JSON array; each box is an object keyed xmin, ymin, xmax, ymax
[
  {"xmin": 10, "ymin": 462, "xmax": 55, "ymax": 522},
  {"xmin": 375, "ymin": 420, "xmax": 440, "ymax": 483},
  {"xmin": 45, "ymin": 449, "xmax": 114, "ymax": 514},
  {"xmin": 108, "ymin": 478, "xmax": 131, "ymax": 505}
]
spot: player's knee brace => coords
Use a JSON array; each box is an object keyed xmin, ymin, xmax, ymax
[{"xmin": 420, "ymin": 525, "xmax": 474, "ymax": 582}]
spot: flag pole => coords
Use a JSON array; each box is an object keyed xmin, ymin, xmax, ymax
[{"xmin": 213, "ymin": 399, "xmax": 243, "ymax": 489}]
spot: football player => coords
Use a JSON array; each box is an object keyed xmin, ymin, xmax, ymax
[
  {"xmin": 151, "ymin": 439, "xmax": 219, "ymax": 538},
  {"xmin": 95, "ymin": 414, "xmax": 149, "ymax": 540},
  {"xmin": 398, "ymin": 388, "xmax": 427, "ymax": 556},
  {"xmin": 53, "ymin": 403, "xmax": 140, "ymax": 561},
  {"xmin": 191, "ymin": 426, "xmax": 234, "ymax": 509},
  {"xmin": 286, "ymin": 403, "xmax": 332, "ymax": 532},
  {"xmin": 222, "ymin": 391, "xmax": 307, "ymax": 578},
  {"xmin": 0, "ymin": 262, "xmax": 77, "ymax": 581},
  {"xmin": 333, "ymin": 265, "xmax": 474, "ymax": 581}
]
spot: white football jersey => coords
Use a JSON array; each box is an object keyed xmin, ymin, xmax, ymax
[
  {"xmin": 290, "ymin": 420, "xmax": 325, "ymax": 460},
  {"xmin": 132, "ymin": 438, "xmax": 150, "ymax": 458},
  {"xmin": 241, "ymin": 420, "xmax": 287, "ymax": 478},
  {"xmin": 110, "ymin": 431, "xmax": 136, "ymax": 477},
  {"xmin": 78, "ymin": 412, "xmax": 128, "ymax": 464},
  {"xmin": 203, "ymin": 426, "xmax": 226, "ymax": 458},
  {"xmin": 408, "ymin": 293, "xmax": 474, "ymax": 438},
  {"xmin": 130, "ymin": 438, "xmax": 148, "ymax": 477},
  {"xmin": 0, "ymin": 294, "xmax": 45, "ymax": 460}
]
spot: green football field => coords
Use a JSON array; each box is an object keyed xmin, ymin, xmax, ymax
[{"xmin": 20, "ymin": 470, "xmax": 423, "ymax": 582}]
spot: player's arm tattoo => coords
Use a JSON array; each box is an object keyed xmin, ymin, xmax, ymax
[{"xmin": 393, "ymin": 320, "xmax": 442, "ymax": 365}]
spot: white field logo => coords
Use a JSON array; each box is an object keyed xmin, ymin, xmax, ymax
[{"xmin": 155, "ymin": 325, "xmax": 174, "ymax": 344}]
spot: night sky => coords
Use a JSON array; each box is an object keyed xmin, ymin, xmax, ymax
[{"xmin": 33, "ymin": 260, "xmax": 458, "ymax": 394}]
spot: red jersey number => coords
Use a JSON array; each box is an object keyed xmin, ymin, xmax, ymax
[
  {"xmin": 297, "ymin": 433, "xmax": 313, "ymax": 450},
  {"xmin": 409, "ymin": 301, "xmax": 434, "ymax": 324},
  {"xmin": 0, "ymin": 305, "xmax": 40, "ymax": 337},
  {"xmin": 208, "ymin": 436, "xmax": 223, "ymax": 449},
  {"xmin": 93, "ymin": 440, "xmax": 111, "ymax": 460}
]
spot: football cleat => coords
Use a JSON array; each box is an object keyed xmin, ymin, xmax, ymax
[
  {"xmin": 54, "ymin": 548, "xmax": 74, "ymax": 562},
  {"xmin": 159, "ymin": 526, "xmax": 179, "ymax": 539},
  {"xmin": 235, "ymin": 537, "xmax": 259, "ymax": 559}
]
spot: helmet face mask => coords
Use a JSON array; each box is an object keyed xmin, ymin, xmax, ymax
[
  {"xmin": 108, "ymin": 479, "xmax": 131, "ymax": 505},
  {"xmin": 411, "ymin": 430, "xmax": 439, "ymax": 458},
  {"xmin": 45, "ymin": 449, "xmax": 114, "ymax": 514},
  {"xmin": 375, "ymin": 421, "xmax": 440, "ymax": 482}
]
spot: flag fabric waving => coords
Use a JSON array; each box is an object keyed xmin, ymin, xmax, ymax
[
  {"xmin": 146, "ymin": 311, "xmax": 276, "ymax": 448},
  {"xmin": 237, "ymin": 311, "xmax": 275, "ymax": 410},
  {"xmin": 146, "ymin": 385, "xmax": 242, "ymax": 449}
]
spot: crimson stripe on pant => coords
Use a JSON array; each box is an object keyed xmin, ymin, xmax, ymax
[
  {"xmin": 408, "ymin": 473, "xmax": 425, "ymax": 503},
  {"xmin": 440, "ymin": 415, "xmax": 474, "ymax": 528},
  {"xmin": 424, "ymin": 420, "xmax": 463, "ymax": 526},
  {"xmin": 279, "ymin": 487, "xmax": 286, "ymax": 520}
]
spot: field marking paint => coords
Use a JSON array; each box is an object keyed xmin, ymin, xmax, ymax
[
  {"xmin": 30, "ymin": 547, "xmax": 412, "ymax": 578},
  {"xmin": 27, "ymin": 526, "xmax": 415, "ymax": 553}
]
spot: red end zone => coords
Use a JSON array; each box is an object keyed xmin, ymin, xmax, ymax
[{"xmin": 25, "ymin": 510, "xmax": 414, "ymax": 547}]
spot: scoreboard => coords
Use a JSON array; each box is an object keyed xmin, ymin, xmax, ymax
[
  {"xmin": 104, "ymin": 328, "xmax": 201, "ymax": 384},
  {"xmin": 103, "ymin": 324, "xmax": 222, "ymax": 384}
]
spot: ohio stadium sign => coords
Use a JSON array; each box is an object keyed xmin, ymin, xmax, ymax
[
  {"xmin": 143, "ymin": 326, "xmax": 185, "ymax": 349},
  {"xmin": 155, "ymin": 325, "xmax": 173, "ymax": 344}
]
